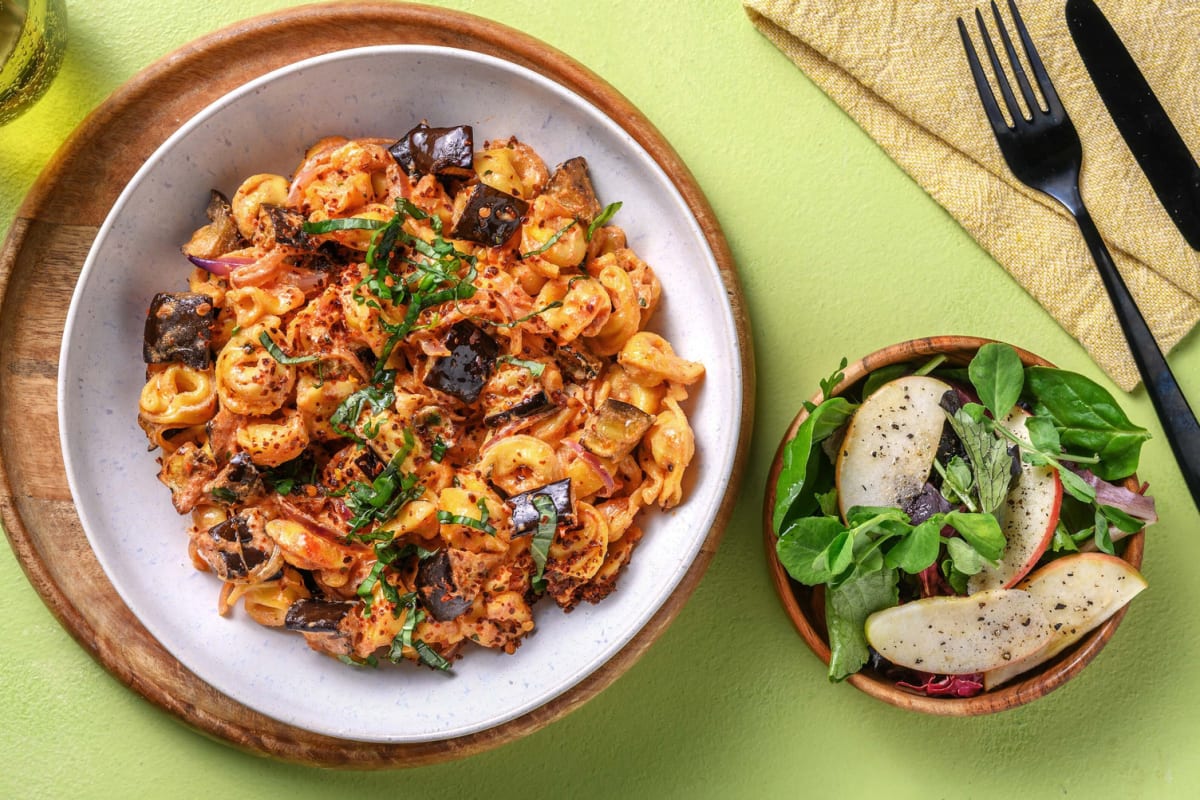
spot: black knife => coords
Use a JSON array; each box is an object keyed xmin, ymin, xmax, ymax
[{"xmin": 1066, "ymin": 0, "xmax": 1200, "ymax": 250}]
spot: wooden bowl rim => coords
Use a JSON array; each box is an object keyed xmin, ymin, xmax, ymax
[
  {"xmin": 0, "ymin": 1, "xmax": 755, "ymax": 765},
  {"xmin": 762, "ymin": 335, "xmax": 1146, "ymax": 716}
]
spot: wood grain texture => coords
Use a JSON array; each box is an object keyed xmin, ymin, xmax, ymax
[
  {"xmin": 761, "ymin": 335, "xmax": 1144, "ymax": 716},
  {"xmin": 0, "ymin": 2, "xmax": 753, "ymax": 767}
]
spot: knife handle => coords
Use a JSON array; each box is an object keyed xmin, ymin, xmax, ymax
[{"xmin": 1075, "ymin": 207, "xmax": 1200, "ymax": 511}]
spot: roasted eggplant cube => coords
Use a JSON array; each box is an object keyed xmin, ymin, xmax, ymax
[
  {"xmin": 408, "ymin": 124, "xmax": 474, "ymax": 178},
  {"xmin": 284, "ymin": 599, "xmax": 356, "ymax": 633},
  {"xmin": 257, "ymin": 204, "xmax": 312, "ymax": 249},
  {"xmin": 206, "ymin": 514, "xmax": 270, "ymax": 579},
  {"xmin": 143, "ymin": 292, "xmax": 218, "ymax": 369},
  {"xmin": 425, "ymin": 320, "xmax": 499, "ymax": 403},
  {"xmin": 579, "ymin": 399, "xmax": 654, "ymax": 460},
  {"xmin": 387, "ymin": 122, "xmax": 426, "ymax": 175},
  {"xmin": 354, "ymin": 446, "xmax": 386, "ymax": 480},
  {"xmin": 449, "ymin": 183, "xmax": 528, "ymax": 247},
  {"xmin": 544, "ymin": 157, "xmax": 603, "ymax": 223},
  {"xmin": 181, "ymin": 190, "xmax": 243, "ymax": 259},
  {"xmin": 416, "ymin": 550, "xmax": 475, "ymax": 622},
  {"xmin": 481, "ymin": 362, "xmax": 555, "ymax": 425},
  {"xmin": 507, "ymin": 478, "xmax": 574, "ymax": 536},
  {"xmin": 484, "ymin": 390, "xmax": 552, "ymax": 426},
  {"xmin": 206, "ymin": 452, "xmax": 263, "ymax": 504},
  {"xmin": 555, "ymin": 344, "xmax": 603, "ymax": 384}
]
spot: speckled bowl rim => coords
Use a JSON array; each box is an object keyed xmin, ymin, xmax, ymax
[{"xmin": 58, "ymin": 44, "xmax": 745, "ymax": 743}]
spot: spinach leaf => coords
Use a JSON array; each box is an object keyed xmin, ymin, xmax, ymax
[
  {"xmin": 968, "ymin": 342, "xmax": 1025, "ymax": 420},
  {"xmin": 1024, "ymin": 414, "xmax": 1061, "ymax": 453},
  {"xmin": 772, "ymin": 397, "xmax": 857, "ymax": 532},
  {"xmin": 826, "ymin": 566, "xmax": 898, "ymax": 681},
  {"xmin": 1026, "ymin": 366, "xmax": 1150, "ymax": 480},
  {"xmin": 860, "ymin": 363, "xmax": 908, "ymax": 400}
]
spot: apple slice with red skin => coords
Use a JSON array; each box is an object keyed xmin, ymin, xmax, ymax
[
  {"xmin": 865, "ymin": 588, "xmax": 1052, "ymax": 674},
  {"xmin": 984, "ymin": 552, "xmax": 1147, "ymax": 689},
  {"xmin": 835, "ymin": 375, "xmax": 953, "ymax": 519},
  {"xmin": 967, "ymin": 409, "xmax": 1062, "ymax": 593}
]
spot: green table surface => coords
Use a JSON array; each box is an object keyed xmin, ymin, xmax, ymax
[{"xmin": 3, "ymin": 1, "xmax": 1199, "ymax": 797}]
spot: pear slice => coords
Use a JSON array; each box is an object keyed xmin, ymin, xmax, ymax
[
  {"xmin": 836, "ymin": 375, "xmax": 952, "ymax": 519},
  {"xmin": 865, "ymin": 589, "xmax": 1052, "ymax": 674},
  {"xmin": 983, "ymin": 553, "xmax": 1147, "ymax": 689},
  {"xmin": 967, "ymin": 409, "xmax": 1062, "ymax": 593}
]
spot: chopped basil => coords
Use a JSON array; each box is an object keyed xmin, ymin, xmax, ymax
[
  {"xmin": 338, "ymin": 653, "xmax": 379, "ymax": 668},
  {"xmin": 414, "ymin": 641, "xmax": 452, "ymax": 671},
  {"xmin": 259, "ymin": 332, "xmax": 319, "ymax": 365},
  {"xmin": 490, "ymin": 300, "xmax": 564, "ymax": 329},
  {"xmin": 530, "ymin": 493, "xmax": 558, "ymax": 591},
  {"xmin": 330, "ymin": 370, "xmax": 397, "ymax": 441},
  {"xmin": 436, "ymin": 507, "xmax": 497, "ymax": 535},
  {"xmin": 497, "ymin": 355, "xmax": 546, "ymax": 377},
  {"xmin": 338, "ymin": 429, "xmax": 423, "ymax": 538},
  {"xmin": 520, "ymin": 220, "xmax": 575, "ymax": 258},
  {"xmin": 302, "ymin": 217, "xmax": 389, "ymax": 234},
  {"xmin": 210, "ymin": 486, "xmax": 237, "ymax": 503},
  {"xmin": 431, "ymin": 435, "xmax": 448, "ymax": 463},
  {"xmin": 586, "ymin": 201, "xmax": 622, "ymax": 240}
]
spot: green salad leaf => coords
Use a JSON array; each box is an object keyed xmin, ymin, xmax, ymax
[
  {"xmin": 1025, "ymin": 366, "xmax": 1150, "ymax": 480},
  {"xmin": 826, "ymin": 566, "xmax": 898, "ymax": 681},
  {"xmin": 968, "ymin": 341, "xmax": 1024, "ymax": 420},
  {"xmin": 772, "ymin": 397, "xmax": 857, "ymax": 533}
]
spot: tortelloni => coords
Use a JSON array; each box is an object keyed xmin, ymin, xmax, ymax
[
  {"xmin": 139, "ymin": 365, "xmax": 217, "ymax": 427},
  {"xmin": 139, "ymin": 125, "xmax": 704, "ymax": 674},
  {"xmin": 215, "ymin": 321, "xmax": 296, "ymax": 415}
]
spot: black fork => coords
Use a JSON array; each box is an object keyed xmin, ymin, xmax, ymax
[{"xmin": 959, "ymin": 0, "xmax": 1200, "ymax": 512}]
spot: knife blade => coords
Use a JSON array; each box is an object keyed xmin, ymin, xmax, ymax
[{"xmin": 1066, "ymin": 0, "xmax": 1200, "ymax": 250}]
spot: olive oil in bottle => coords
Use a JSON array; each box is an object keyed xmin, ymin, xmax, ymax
[{"xmin": 0, "ymin": 0, "xmax": 68, "ymax": 125}]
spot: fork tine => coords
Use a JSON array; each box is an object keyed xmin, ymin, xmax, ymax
[
  {"xmin": 957, "ymin": 16, "xmax": 1010, "ymax": 135},
  {"xmin": 1005, "ymin": 0, "xmax": 1065, "ymax": 118},
  {"xmin": 973, "ymin": 8, "xmax": 1025, "ymax": 124},
  {"xmin": 989, "ymin": 0, "xmax": 1040, "ymax": 116}
]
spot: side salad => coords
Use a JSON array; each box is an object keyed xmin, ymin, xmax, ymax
[{"xmin": 772, "ymin": 343, "xmax": 1157, "ymax": 694}]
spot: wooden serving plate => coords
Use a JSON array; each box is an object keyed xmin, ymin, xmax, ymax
[
  {"xmin": 0, "ymin": 2, "xmax": 752, "ymax": 767},
  {"xmin": 762, "ymin": 336, "xmax": 1144, "ymax": 715}
]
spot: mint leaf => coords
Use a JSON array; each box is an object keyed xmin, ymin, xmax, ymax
[{"xmin": 944, "ymin": 405, "xmax": 1013, "ymax": 514}]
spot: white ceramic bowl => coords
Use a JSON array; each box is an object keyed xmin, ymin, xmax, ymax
[{"xmin": 58, "ymin": 45, "xmax": 743, "ymax": 743}]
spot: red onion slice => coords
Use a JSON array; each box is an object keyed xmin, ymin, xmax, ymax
[
  {"xmin": 187, "ymin": 254, "xmax": 256, "ymax": 276},
  {"xmin": 562, "ymin": 439, "xmax": 616, "ymax": 496}
]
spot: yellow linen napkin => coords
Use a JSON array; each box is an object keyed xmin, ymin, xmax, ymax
[{"xmin": 744, "ymin": 0, "xmax": 1200, "ymax": 390}]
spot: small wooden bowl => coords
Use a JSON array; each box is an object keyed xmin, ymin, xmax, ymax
[{"xmin": 762, "ymin": 335, "xmax": 1146, "ymax": 715}]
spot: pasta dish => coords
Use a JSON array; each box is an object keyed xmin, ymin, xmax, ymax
[{"xmin": 137, "ymin": 124, "xmax": 704, "ymax": 670}]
